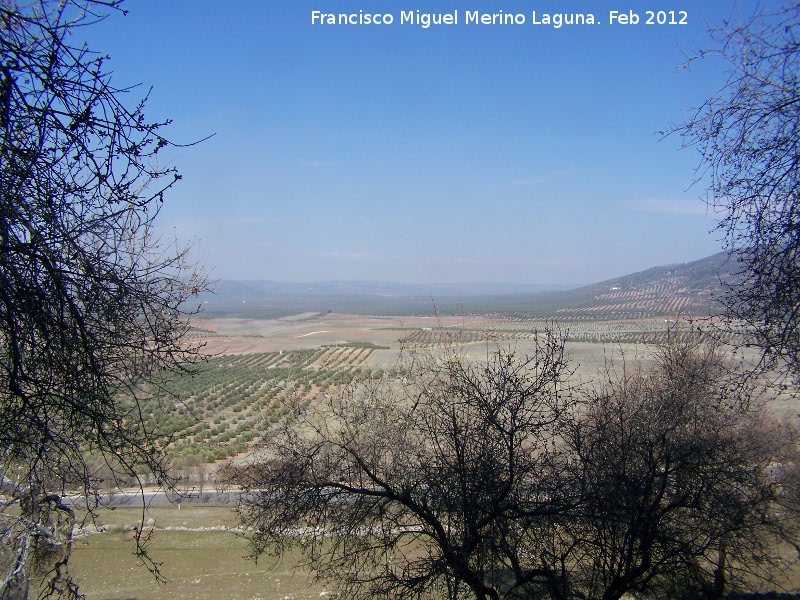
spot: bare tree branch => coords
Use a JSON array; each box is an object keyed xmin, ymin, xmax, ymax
[{"xmin": 0, "ymin": 1, "xmax": 209, "ymax": 596}]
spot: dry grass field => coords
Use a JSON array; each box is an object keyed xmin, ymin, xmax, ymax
[
  {"xmin": 191, "ymin": 314, "xmax": 697, "ymax": 372},
  {"xmin": 69, "ymin": 505, "xmax": 329, "ymax": 600},
  {"xmin": 70, "ymin": 500, "xmax": 800, "ymax": 600}
]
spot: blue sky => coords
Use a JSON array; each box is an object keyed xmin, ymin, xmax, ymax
[{"xmin": 81, "ymin": 0, "xmax": 761, "ymax": 285}]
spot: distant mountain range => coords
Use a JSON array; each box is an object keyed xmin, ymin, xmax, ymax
[
  {"xmin": 201, "ymin": 280, "xmax": 575, "ymax": 299},
  {"xmin": 194, "ymin": 252, "xmax": 734, "ymax": 320}
]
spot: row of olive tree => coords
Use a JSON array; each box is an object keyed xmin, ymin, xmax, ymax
[{"xmin": 233, "ymin": 329, "xmax": 799, "ymax": 600}]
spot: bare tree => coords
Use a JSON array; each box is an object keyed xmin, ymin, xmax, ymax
[
  {"xmin": 235, "ymin": 331, "xmax": 800, "ymax": 600},
  {"xmin": 0, "ymin": 1, "xmax": 207, "ymax": 597},
  {"xmin": 560, "ymin": 336, "xmax": 800, "ymax": 600},
  {"xmin": 234, "ymin": 330, "xmax": 578, "ymax": 600},
  {"xmin": 671, "ymin": 2, "xmax": 800, "ymax": 378}
]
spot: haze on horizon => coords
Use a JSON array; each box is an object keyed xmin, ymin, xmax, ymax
[{"xmin": 76, "ymin": 0, "xmax": 758, "ymax": 285}]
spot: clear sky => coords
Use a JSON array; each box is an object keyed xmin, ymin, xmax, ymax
[{"xmin": 79, "ymin": 0, "xmax": 762, "ymax": 285}]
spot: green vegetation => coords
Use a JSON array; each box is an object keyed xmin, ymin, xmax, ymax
[
  {"xmin": 142, "ymin": 348, "xmax": 385, "ymax": 463},
  {"xmin": 144, "ymin": 320, "xmax": 754, "ymax": 468},
  {"xmin": 137, "ymin": 320, "xmax": 752, "ymax": 467}
]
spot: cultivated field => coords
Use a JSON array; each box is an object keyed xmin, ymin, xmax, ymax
[
  {"xmin": 69, "ymin": 311, "xmax": 794, "ymax": 599},
  {"xmin": 137, "ymin": 313, "xmax": 773, "ymax": 468}
]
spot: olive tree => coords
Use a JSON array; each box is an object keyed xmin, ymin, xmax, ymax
[
  {"xmin": 671, "ymin": 2, "xmax": 800, "ymax": 378},
  {"xmin": 0, "ymin": 1, "xmax": 206, "ymax": 597}
]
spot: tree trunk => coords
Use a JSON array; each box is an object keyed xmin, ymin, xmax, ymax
[{"xmin": 707, "ymin": 544, "xmax": 726, "ymax": 600}]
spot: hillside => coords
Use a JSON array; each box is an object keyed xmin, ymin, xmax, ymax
[{"xmin": 541, "ymin": 251, "xmax": 733, "ymax": 320}]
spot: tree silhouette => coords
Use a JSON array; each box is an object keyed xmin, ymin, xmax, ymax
[{"xmin": 0, "ymin": 1, "xmax": 207, "ymax": 597}]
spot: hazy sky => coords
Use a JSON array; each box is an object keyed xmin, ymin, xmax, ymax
[{"xmin": 81, "ymin": 0, "xmax": 761, "ymax": 285}]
